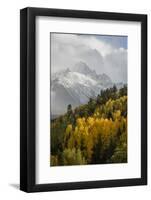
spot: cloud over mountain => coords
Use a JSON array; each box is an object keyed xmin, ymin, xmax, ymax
[{"xmin": 51, "ymin": 33, "xmax": 127, "ymax": 83}]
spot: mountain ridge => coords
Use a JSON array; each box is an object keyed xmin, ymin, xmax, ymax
[{"xmin": 51, "ymin": 62, "xmax": 123, "ymax": 115}]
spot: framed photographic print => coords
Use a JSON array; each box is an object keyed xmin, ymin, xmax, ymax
[{"xmin": 20, "ymin": 7, "xmax": 147, "ymax": 192}]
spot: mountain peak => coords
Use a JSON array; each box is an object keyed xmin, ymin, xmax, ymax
[{"xmin": 72, "ymin": 61, "xmax": 92, "ymax": 75}]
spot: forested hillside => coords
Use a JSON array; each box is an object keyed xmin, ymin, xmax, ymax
[{"xmin": 51, "ymin": 85, "xmax": 127, "ymax": 166}]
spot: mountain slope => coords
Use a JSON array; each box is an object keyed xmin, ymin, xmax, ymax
[
  {"xmin": 51, "ymin": 85, "xmax": 127, "ymax": 166},
  {"xmin": 51, "ymin": 62, "xmax": 114, "ymax": 115}
]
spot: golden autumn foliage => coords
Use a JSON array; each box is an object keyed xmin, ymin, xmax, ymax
[{"xmin": 51, "ymin": 86, "xmax": 127, "ymax": 166}]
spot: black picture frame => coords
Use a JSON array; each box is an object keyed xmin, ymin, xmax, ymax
[{"xmin": 20, "ymin": 7, "xmax": 147, "ymax": 192}]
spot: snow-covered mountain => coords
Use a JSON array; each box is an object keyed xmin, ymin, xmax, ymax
[{"xmin": 51, "ymin": 62, "xmax": 114, "ymax": 116}]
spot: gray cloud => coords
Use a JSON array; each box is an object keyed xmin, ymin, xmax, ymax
[{"xmin": 51, "ymin": 33, "xmax": 127, "ymax": 83}]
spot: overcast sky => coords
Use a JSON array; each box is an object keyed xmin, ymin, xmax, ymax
[{"xmin": 51, "ymin": 33, "xmax": 127, "ymax": 83}]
